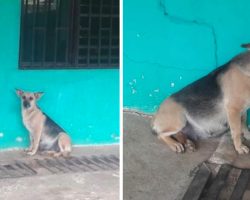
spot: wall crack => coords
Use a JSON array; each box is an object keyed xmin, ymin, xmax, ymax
[{"xmin": 159, "ymin": 0, "xmax": 218, "ymax": 67}]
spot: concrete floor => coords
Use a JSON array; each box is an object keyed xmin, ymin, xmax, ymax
[
  {"xmin": 124, "ymin": 112, "xmax": 220, "ymax": 200},
  {"xmin": 0, "ymin": 145, "xmax": 119, "ymax": 200}
]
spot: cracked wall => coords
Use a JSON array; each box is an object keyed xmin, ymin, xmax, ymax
[
  {"xmin": 124, "ymin": 0, "xmax": 250, "ymax": 113},
  {"xmin": 0, "ymin": 1, "xmax": 119, "ymax": 149}
]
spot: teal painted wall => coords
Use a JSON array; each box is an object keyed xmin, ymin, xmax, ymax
[
  {"xmin": 0, "ymin": 0, "xmax": 119, "ymax": 149},
  {"xmin": 124, "ymin": 0, "xmax": 250, "ymax": 113}
]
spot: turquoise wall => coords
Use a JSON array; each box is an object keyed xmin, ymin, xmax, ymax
[
  {"xmin": 0, "ymin": 0, "xmax": 119, "ymax": 149},
  {"xmin": 124, "ymin": 0, "xmax": 250, "ymax": 113}
]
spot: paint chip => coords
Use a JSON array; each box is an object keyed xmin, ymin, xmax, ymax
[
  {"xmin": 170, "ymin": 82, "xmax": 175, "ymax": 87},
  {"xmin": 129, "ymin": 82, "xmax": 133, "ymax": 85},
  {"xmin": 141, "ymin": 75, "xmax": 144, "ymax": 79},
  {"xmin": 136, "ymin": 33, "xmax": 141, "ymax": 38},
  {"xmin": 179, "ymin": 76, "xmax": 183, "ymax": 80},
  {"xmin": 0, "ymin": 133, "xmax": 3, "ymax": 138},
  {"xmin": 154, "ymin": 105, "xmax": 158, "ymax": 110},
  {"xmin": 154, "ymin": 89, "xmax": 160, "ymax": 93},
  {"xmin": 132, "ymin": 89, "xmax": 137, "ymax": 94},
  {"xmin": 149, "ymin": 93, "xmax": 153, "ymax": 97},
  {"xmin": 133, "ymin": 79, "xmax": 137, "ymax": 83},
  {"xmin": 16, "ymin": 137, "xmax": 23, "ymax": 142},
  {"xmin": 111, "ymin": 134, "xmax": 119, "ymax": 141}
]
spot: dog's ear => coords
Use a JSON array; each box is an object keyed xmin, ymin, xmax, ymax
[
  {"xmin": 34, "ymin": 92, "xmax": 44, "ymax": 100},
  {"xmin": 16, "ymin": 89, "xmax": 24, "ymax": 97}
]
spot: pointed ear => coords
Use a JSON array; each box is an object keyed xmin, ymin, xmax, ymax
[
  {"xmin": 16, "ymin": 89, "xmax": 24, "ymax": 97},
  {"xmin": 34, "ymin": 92, "xmax": 44, "ymax": 99}
]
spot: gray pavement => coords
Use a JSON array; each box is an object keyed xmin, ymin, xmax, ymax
[
  {"xmin": 124, "ymin": 112, "xmax": 220, "ymax": 200},
  {"xmin": 0, "ymin": 145, "xmax": 119, "ymax": 200}
]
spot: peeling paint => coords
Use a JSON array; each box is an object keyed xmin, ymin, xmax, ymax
[
  {"xmin": 153, "ymin": 105, "xmax": 158, "ymax": 110},
  {"xmin": 16, "ymin": 137, "xmax": 23, "ymax": 143},
  {"xmin": 132, "ymin": 88, "xmax": 137, "ymax": 94},
  {"xmin": 111, "ymin": 134, "xmax": 119, "ymax": 141}
]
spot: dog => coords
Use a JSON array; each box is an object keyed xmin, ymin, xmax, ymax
[
  {"xmin": 16, "ymin": 89, "xmax": 72, "ymax": 157},
  {"xmin": 152, "ymin": 44, "xmax": 250, "ymax": 154}
]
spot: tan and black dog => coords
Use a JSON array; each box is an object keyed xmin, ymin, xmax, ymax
[
  {"xmin": 152, "ymin": 44, "xmax": 250, "ymax": 154},
  {"xmin": 16, "ymin": 89, "xmax": 72, "ymax": 157}
]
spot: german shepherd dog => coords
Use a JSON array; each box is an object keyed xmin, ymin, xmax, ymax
[
  {"xmin": 152, "ymin": 44, "xmax": 250, "ymax": 154},
  {"xmin": 16, "ymin": 89, "xmax": 72, "ymax": 157}
]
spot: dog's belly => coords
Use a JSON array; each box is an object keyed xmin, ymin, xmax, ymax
[
  {"xmin": 182, "ymin": 111, "xmax": 229, "ymax": 140},
  {"xmin": 39, "ymin": 135, "xmax": 59, "ymax": 151}
]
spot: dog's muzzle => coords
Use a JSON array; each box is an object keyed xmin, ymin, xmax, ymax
[{"xmin": 23, "ymin": 101, "xmax": 30, "ymax": 109}]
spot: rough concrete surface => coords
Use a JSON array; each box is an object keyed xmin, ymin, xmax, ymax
[
  {"xmin": 209, "ymin": 133, "xmax": 250, "ymax": 169},
  {"xmin": 124, "ymin": 112, "xmax": 220, "ymax": 200},
  {"xmin": 0, "ymin": 145, "xmax": 119, "ymax": 200}
]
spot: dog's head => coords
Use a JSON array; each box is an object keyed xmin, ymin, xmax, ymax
[{"xmin": 16, "ymin": 89, "xmax": 44, "ymax": 110}]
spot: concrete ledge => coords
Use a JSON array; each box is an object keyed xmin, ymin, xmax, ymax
[{"xmin": 0, "ymin": 145, "xmax": 119, "ymax": 200}]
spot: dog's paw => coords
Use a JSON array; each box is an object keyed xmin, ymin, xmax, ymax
[
  {"xmin": 169, "ymin": 142, "xmax": 185, "ymax": 153},
  {"xmin": 185, "ymin": 139, "xmax": 196, "ymax": 152},
  {"xmin": 27, "ymin": 151, "xmax": 36, "ymax": 156},
  {"xmin": 24, "ymin": 148, "xmax": 32, "ymax": 153},
  {"xmin": 236, "ymin": 145, "xmax": 249, "ymax": 154}
]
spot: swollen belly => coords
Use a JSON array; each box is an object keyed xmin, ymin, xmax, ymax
[
  {"xmin": 39, "ymin": 135, "xmax": 59, "ymax": 151},
  {"xmin": 182, "ymin": 116, "xmax": 229, "ymax": 140}
]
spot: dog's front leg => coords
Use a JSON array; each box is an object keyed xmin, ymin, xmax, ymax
[
  {"xmin": 27, "ymin": 131, "xmax": 41, "ymax": 156},
  {"xmin": 226, "ymin": 106, "xmax": 249, "ymax": 154},
  {"xmin": 25, "ymin": 134, "xmax": 33, "ymax": 152}
]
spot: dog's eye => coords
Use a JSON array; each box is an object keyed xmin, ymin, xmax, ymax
[
  {"xmin": 29, "ymin": 97, "xmax": 33, "ymax": 101},
  {"xmin": 22, "ymin": 96, "xmax": 26, "ymax": 100}
]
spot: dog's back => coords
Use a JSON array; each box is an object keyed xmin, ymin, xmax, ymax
[{"xmin": 172, "ymin": 63, "xmax": 230, "ymax": 118}]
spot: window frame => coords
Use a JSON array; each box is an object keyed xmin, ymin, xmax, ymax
[{"xmin": 19, "ymin": 0, "xmax": 119, "ymax": 70}]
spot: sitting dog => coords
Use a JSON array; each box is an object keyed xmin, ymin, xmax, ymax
[
  {"xmin": 16, "ymin": 89, "xmax": 72, "ymax": 157},
  {"xmin": 152, "ymin": 44, "xmax": 250, "ymax": 154}
]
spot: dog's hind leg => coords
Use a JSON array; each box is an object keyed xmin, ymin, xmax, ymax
[
  {"xmin": 58, "ymin": 133, "xmax": 72, "ymax": 157},
  {"xmin": 172, "ymin": 132, "xmax": 196, "ymax": 152},
  {"xmin": 159, "ymin": 135, "xmax": 185, "ymax": 153},
  {"xmin": 152, "ymin": 99, "xmax": 187, "ymax": 153}
]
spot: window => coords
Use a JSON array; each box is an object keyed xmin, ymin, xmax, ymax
[{"xmin": 19, "ymin": 0, "xmax": 119, "ymax": 69}]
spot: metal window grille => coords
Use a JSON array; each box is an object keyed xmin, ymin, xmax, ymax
[{"xmin": 19, "ymin": 0, "xmax": 119, "ymax": 69}]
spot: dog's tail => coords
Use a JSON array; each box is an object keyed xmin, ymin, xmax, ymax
[{"xmin": 241, "ymin": 43, "xmax": 250, "ymax": 50}]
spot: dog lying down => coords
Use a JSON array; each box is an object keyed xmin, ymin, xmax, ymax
[
  {"xmin": 16, "ymin": 89, "xmax": 72, "ymax": 157},
  {"xmin": 152, "ymin": 44, "xmax": 250, "ymax": 154}
]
